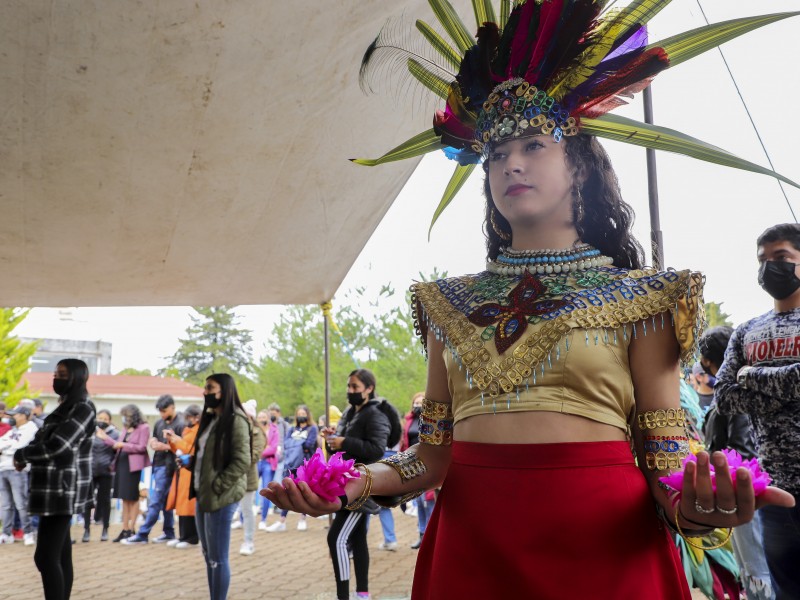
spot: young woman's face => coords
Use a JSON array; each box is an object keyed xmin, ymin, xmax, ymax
[
  {"xmin": 54, "ymin": 364, "xmax": 69, "ymax": 380},
  {"xmin": 97, "ymin": 412, "xmax": 111, "ymax": 425},
  {"xmin": 347, "ymin": 376, "xmax": 372, "ymax": 399},
  {"xmin": 412, "ymin": 395, "xmax": 424, "ymax": 409},
  {"xmin": 487, "ymin": 135, "xmax": 575, "ymax": 231},
  {"xmin": 295, "ymin": 408, "xmax": 308, "ymax": 421},
  {"xmin": 203, "ymin": 379, "xmax": 222, "ymax": 398}
]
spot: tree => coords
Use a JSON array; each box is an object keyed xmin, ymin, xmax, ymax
[
  {"xmin": 247, "ymin": 285, "xmax": 429, "ymax": 419},
  {"xmin": 704, "ymin": 301, "xmax": 733, "ymax": 328},
  {"xmin": 163, "ymin": 306, "xmax": 253, "ymax": 385},
  {"xmin": 116, "ymin": 367, "xmax": 153, "ymax": 376},
  {"xmin": 0, "ymin": 308, "xmax": 39, "ymax": 406}
]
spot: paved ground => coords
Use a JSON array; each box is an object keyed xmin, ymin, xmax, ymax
[{"xmin": 2, "ymin": 509, "xmax": 709, "ymax": 599}]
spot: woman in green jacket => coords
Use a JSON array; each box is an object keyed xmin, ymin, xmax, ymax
[{"xmin": 190, "ymin": 373, "xmax": 251, "ymax": 600}]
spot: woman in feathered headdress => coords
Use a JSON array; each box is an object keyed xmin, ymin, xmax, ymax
[{"xmin": 263, "ymin": 2, "xmax": 797, "ymax": 598}]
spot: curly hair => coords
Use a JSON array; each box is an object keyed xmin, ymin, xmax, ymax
[
  {"xmin": 120, "ymin": 404, "xmax": 145, "ymax": 429},
  {"xmin": 482, "ymin": 134, "xmax": 644, "ymax": 269}
]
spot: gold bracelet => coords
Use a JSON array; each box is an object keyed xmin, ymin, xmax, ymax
[
  {"xmin": 345, "ymin": 464, "xmax": 373, "ymax": 511},
  {"xmin": 674, "ymin": 502, "xmax": 732, "ymax": 550},
  {"xmin": 420, "ymin": 398, "xmax": 454, "ymax": 446},
  {"xmin": 637, "ymin": 408, "xmax": 686, "ymax": 430},
  {"xmin": 378, "ymin": 449, "xmax": 428, "ymax": 484}
]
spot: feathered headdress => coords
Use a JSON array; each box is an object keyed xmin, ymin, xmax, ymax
[{"xmin": 355, "ymin": 0, "xmax": 799, "ymax": 232}]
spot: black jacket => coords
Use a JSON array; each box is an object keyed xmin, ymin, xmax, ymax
[
  {"xmin": 703, "ymin": 403, "xmax": 758, "ymax": 459},
  {"xmin": 91, "ymin": 424, "xmax": 119, "ymax": 477},
  {"xmin": 333, "ymin": 400, "xmax": 391, "ymax": 464}
]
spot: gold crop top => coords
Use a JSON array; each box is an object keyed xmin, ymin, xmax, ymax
[{"xmin": 411, "ymin": 266, "xmax": 704, "ymax": 431}]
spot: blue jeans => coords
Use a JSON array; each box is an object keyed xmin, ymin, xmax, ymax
[
  {"xmin": 137, "ymin": 465, "xmax": 174, "ymax": 538},
  {"xmin": 196, "ymin": 503, "xmax": 237, "ymax": 600},
  {"xmin": 415, "ymin": 494, "xmax": 436, "ymax": 535},
  {"xmin": 257, "ymin": 460, "xmax": 274, "ymax": 520},
  {"xmin": 378, "ymin": 451, "xmax": 397, "ymax": 544},
  {"xmin": 0, "ymin": 470, "xmax": 31, "ymax": 535},
  {"xmin": 760, "ymin": 504, "xmax": 800, "ymax": 599}
]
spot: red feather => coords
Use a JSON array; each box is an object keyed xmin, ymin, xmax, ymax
[{"xmin": 523, "ymin": 0, "xmax": 565, "ymax": 83}]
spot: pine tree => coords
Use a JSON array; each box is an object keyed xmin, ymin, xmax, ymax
[
  {"xmin": 0, "ymin": 308, "xmax": 39, "ymax": 406},
  {"xmin": 704, "ymin": 301, "xmax": 734, "ymax": 328},
  {"xmin": 163, "ymin": 306, "xmax": 253, "ymax": 385}
]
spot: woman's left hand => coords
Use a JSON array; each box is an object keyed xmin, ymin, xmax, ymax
[
  {"xmin": 678, "ymin": 451, "xmax": 795, "ymax": 529},
  {"xmin": 260, "ymin": 479, "xmax": 344, "ymax": 517},
  {"xmin": 113, "ymin": 441, "xmax": 124, "ymax": 450}
]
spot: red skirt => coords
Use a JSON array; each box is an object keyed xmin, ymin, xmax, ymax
[{"xmin": 412, "ymin": 441, "xmax": 690, "ymax": 600}]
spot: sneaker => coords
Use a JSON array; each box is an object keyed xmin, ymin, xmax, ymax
[
  {"xmin": 297, "ymin": 520, "xmax": 307, "ymax": 531},
  {"xmin": 166, "ymin": 539, "xmax": 180, "ymax": 547},
  {"xmin": 112, "ymin": 529, "xmax": 132, "ymax": 543},
  {"xmin": 258, "ymin": 521, "xmax": 268, "ymax": 531},
  {"xmin": 378, "ymin": 541, "xmax": 398, "ymax": 551},
  {"xmin": 120, "ymin": 533, "xmax": 148, "ymax": 545},
  {"xmin": 239, "ymin": 542, "xmax": 255, "ymax": 556},
  {"xmin": 24, "ymin": 533, "xmax": 36, "ymax": 546},
  {"xmin": 265, "ymin": 521, "xmax": 286, "ymax": 533},
  {"xmin": 100, "ymin": 528, "xmax": 109, "ymax": 542},
  {"xmin": 230, "ymin": 520, "xmax": 243, "ymax": 530},
  {"xmin": 175, "ymin": 541, "xmax": 198, "ymax": 549},
  {"xmin": 12, "ymin": 529, "xmax": 23, "ymax": 541},
  {"xmin": 152, "ymin": 534, "xmax": 175, "ymax": 544},
  {"xmin": 82, "ymin": 530, "xmax": 91, "ymax": 543},
  {"xmin": 0, "ymin": 534, "xmax": 14, "ymax": 544}
]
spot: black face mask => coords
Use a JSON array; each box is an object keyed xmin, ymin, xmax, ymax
[
  {"xmin": 204, "ymin": 394, "xmax": 221, "ymax": 409},
  {"xmin": 53, "ymin": 378, "xmax": 70, "ymax": 397},
  {"xmin": 347, "ymin": 392, "xmax": 365, "ymax": 407},
  {"xmin": 269, "ymin": 415, "xmax": 277, "ymax": 423},
  {"xmin": 296, "ymin": 416, "xmax": 308, "ymax": 425},
  {"xmin": 412, "ymin": 406, "xmax": 422, "ymax": 417},
  {"xmin": 758, "ymin": 260, "xmax": 800, "ymax": 300},
  {"xmin": 96, "ymin": 420, "xmax": 109, "ymax": 430}
]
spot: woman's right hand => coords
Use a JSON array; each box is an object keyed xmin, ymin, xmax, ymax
[
  {"xmin": 260, "ymin": 475, "xmax": 366, "ymax": 517},
  {"xmin": 95, "ymin": 427, "xmax": 108, "ymax": 440}
]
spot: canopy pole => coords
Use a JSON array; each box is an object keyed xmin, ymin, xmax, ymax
[
  {"xmin": 320, "ymin": 302, "xmax": 332, "ymax": 435},
  {"xmin": 643, "ymin": 85, "xmax": 664, "ymax": 270}
]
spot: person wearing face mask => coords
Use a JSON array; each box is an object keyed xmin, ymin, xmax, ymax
[
  {"xmin": 97, "ymin": 403, "xmax": 150, "ymax": 542},
  {"xmin": 400, "ymin": 392, "xmax": 436, "ymax": 550},
  {"xmin": 81, "ymin": 409, "xmax": 119, "ymax": 542},
  {"xmin": 13, "ymin": 358, "xmax": 96, "ymax": 600},
  {"xmin": 715, "ymin": 223, "xmax": 800, "ymax": 599},
  {"xmin": 164, "ymin": 403, "xmax": 202, "ymax": 549},
  {"xmin": 256, "ymin": 409, "xmax": 280, "ymax": 530},
  {"xmin": 315, "ymin": 368, "xmax": 390, "ymax": 600},
  {"xmin": 191, "ymin": 373, "xmax": 251, "ymax": 600},
  {"xmin": 0, "ymin": 406, "xmax": 39, "ymax": 545},
  {"xmin": 264, "ymin": 404, "xmax": 318, "ymax": 533}
]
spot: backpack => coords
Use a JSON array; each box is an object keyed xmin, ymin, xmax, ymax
[{"xmin": 375, "ymin": 398, "xmax": 402, "ymax": 449}]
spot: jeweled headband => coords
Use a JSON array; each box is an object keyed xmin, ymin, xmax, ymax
[{"xmin": 354, "ymin": 0, "xmax": 799, "ymax": 231}]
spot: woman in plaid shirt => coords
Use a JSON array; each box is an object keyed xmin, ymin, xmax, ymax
[{"xmin": 14, "ymin": 358, "xmax": 95, "ymax": 600}]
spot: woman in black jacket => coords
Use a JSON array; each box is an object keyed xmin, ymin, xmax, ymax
[
  {"xmin": 14, "ymin": 358, "xmax": 95, "ymax": 600},
  {"xmin": 82, "ymin": 409, "xmax": 119, "ymax": 542},
  {"xmin": 322, "ymin": 368, "xmax": 390, "ymax": 600}
]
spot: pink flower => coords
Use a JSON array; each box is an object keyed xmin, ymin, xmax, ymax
[
  {"xmin": 290, "ymin": 449, "xmax": 361, "ymax": 503},
  {"xmin": 658, "ymin": 450, "xmax": 771, "ymax": 497}
]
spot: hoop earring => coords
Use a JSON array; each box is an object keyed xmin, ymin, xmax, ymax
[
  {"xmin": 490, "ymin": 209, "xmax": 511, "ymax": 241},
  {"xmin": 573, "ymin": 186, "xmax": 585, "ymax": 223}
]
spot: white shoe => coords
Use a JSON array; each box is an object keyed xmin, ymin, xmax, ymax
[
  {"xmin": 166, "ymin": 539, "xmax": 180, "ymax": 547},
  {"xmin": 405, "ymin": 505, "xmax": 418, "ymax": 517},
  {"xmin": 258, "ymin": 521, "xmax": 268, "ymax": 531},
  {"xmin": 23, "ymin": 533, "xmax": 36, "ymax": 546},
  {"xmin": 230, "ymin": 520, "xmax": 242, "ymax": 530},
  {"xmin": 265, "ymin": 521, "xmax": 286, "ymax": 533},
  {"xmin": 0, "ymin": 534, "xmax": 14, "ymax": 545},
  {"xmin": 297, "ymin": 520, "xmax": 308, "ymax": 531},
  {"xmin": 239, "ymin": 542, "xmax": 255, "ymax": 556},
  {"xmin": 378, "ymin": 541, "xmax": 398, "ymax": 551},
  {"xmin": 175, "ymin": 541, "xmax": 197, "ymax": 549}
]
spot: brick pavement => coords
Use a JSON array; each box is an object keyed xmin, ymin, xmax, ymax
[
  {"xmin": 2, "ymin": 510, "xmax": 709, "ymax": 600},
  {"xmin": 2, "ymin": 510, "xmax": 418, "ymax": 600}
]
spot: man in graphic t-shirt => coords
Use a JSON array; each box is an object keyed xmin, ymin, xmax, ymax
[{"xmin": 715, "ymin": 223, "xmax": 800, "ymax": 598}]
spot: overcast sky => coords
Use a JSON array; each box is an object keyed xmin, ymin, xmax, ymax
[{"xmin": 15, "ymin": 0, "xmax": 800, "ymax": 373}]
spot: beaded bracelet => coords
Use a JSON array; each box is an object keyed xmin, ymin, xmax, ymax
[
  {"xmin": 674, "ymin": 502, "xmax": 732, "ymax": 550},
  {"xmin": 637, "ymin": 408, "xmax": 686, "ymax": 430},
  {"xmin": 345, "ymin": 464, "xmax": 373, "ymax": 511},
  {"xmin": 378, "ymin": 450, "xmax": 428, "ymax": 484}
]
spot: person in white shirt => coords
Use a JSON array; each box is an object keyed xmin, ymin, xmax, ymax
[{"xmin": 0, "ymin": 405, "xmax": 38, "ymax": 545}]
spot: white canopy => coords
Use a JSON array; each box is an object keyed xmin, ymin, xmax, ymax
[{"xmin": 0, "ymin": 0, "xmax": 454, "ymax": 306}]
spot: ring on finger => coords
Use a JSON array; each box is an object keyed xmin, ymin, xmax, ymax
[
  {"xmin": 716, "ymin": 505, "xmax": 738, "ymax": 515},
  {"xmin": 695, "ymin": 500, "xmax": 716, "ymax": 514}
]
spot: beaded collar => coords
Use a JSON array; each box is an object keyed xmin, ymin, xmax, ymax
[{"xmin": 487, "ymin": 244, "xmax": 614, "ymax": 276}]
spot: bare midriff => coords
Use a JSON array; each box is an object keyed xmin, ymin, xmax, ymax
[{"xmin": 455, "ymin": 410, "xmax": 627, "ymax": 444}]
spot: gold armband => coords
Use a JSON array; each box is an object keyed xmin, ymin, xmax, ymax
[
  {"xmin": 419, "ymin": 398, "xmax": 454, "ymax": 446},
  {"xmin": 644, "ymin": 436, "xmax": 690, "ymax": 470},
  {"xmin": 345, "ymin": 464, "xmax": 373, "ymax": 511},
  {"xmin": 378, "ymin": 449, "xmax": 428, "ymax": 484},
  {"xmin": 636, "ymin": 408, "xmax": 686, "ymax": 430}
]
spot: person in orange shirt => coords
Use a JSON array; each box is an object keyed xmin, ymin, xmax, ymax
[{"xmin": 164, "ymin": 404, "xmax": 201, "ymax": 548}]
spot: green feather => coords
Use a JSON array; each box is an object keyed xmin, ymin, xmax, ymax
[
  {"xmin": 653, "ymin": 12, "xmax": 800, "ymax": 67},
  {"xmin": 472, "ymin": 0, "xmax": 497, "ymax": 28},
  {"xmin": 350, "ymin": 129, "xmax": 444, "ymax": 167},
  {"xmin": 408, "ymin": 59, "xmax": 451, "ymax": 99},
  {"xmin": 499, "ymin": 0, "xmax": 511, "ymax": 30},
  {"xmin": 580, "ymin": 114, "xmax": 800, "ymax": 189},
  {"xmin": 429, "ymin": 0, "xmax": 475, "ymax": 53},
  {"xmin": 429, "ymin": 163, "xmax": 477, "ymax": 237},
  {"xmin": 416, "ymin": 20, "xmax": 463, "ymax": 69}
]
